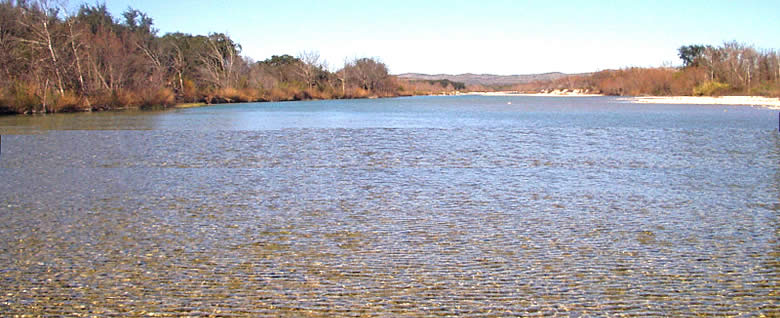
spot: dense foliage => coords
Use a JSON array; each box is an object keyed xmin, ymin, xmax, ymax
[
  {"xmin": 512, "ymin": 42, "xmax": 780, "ymax": 97},
  {"xmin": 0, "ymin": 0, "xmax": 451, "ymax": 114}
]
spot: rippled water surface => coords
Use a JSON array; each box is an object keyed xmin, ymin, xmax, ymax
[{"xmin": 1, "ymin": 96, "xmax": 778, "ymax": 316}]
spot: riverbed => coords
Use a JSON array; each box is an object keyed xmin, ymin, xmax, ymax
[{"xmin": 1, "ymin": 95, "xmax": 777, "ymax": 316}]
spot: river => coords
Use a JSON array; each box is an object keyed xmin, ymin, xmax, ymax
[{"xmin": 0, "ymin": 95, "xmax": 777, "ymax": 315}]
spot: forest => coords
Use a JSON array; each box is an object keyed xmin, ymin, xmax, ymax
[
  {"xmin": 513, "ymin": 42, "xmax": 780, "ymax": 97},
  {"xmin": 0, "ymin": 0, "xmax": 464, "ymax": 114}
]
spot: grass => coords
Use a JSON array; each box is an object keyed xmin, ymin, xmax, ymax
[{"xmin": 174, "ymin": 102, "xmax": 207, "ymax": 108}]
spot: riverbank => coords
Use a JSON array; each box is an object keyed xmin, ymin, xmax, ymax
[
  {"xmin": 624, "ymin": 96, "xmax": 780, "ymax": 109},
  {"xmin": 463, "ymin": 90, "xmax": 603, "ymax": 97},
  {"xmin": 462, "ymin": 92, "xmax": 780, "ymax": 109},
  {"xmin": 174, "ymin": 102, "xmax": 207, "ymax": 109},
  {"xmin": 0, "ymin": 93, "xmax": 412, "ymax": 115}
]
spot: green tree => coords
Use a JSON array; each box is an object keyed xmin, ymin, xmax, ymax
[{"xmin": 678, "ymin": 44, "xmax": 706, "ymax": 67}]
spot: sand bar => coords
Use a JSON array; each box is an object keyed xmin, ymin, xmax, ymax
[
  {"xmin": 625, "ymin": 96, "xmax": 780, "ymax": 109},
  {"xmin": 463, "ymin": 91, "xmax": 603, "ymax": 97}
]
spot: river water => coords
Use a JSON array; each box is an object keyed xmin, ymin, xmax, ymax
[{"xmin": 0, "ymin": 96, "xmax": 778, "ymax": 316}]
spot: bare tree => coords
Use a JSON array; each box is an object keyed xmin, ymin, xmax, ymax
[
  {"xmin": 296, "ymin": 50, "xmax": 321, "ymax": 89},
  {"xmin": 336, "ymin": 57, "xmax": 351, "ymax": 96},
  {"xmin": 348, "ymin": 57, "xmax": 390, "ymax": 91},
  {"xmin": 198, "ymin": 33, "xmax": 240, "ymax": 89},
  {"xmin": 165, "ymin": 40, "xmax": 185, "ymax": 93},
  {"xmin": 0, "ymin": 1, "xmax": 24, "ymax": 80},
  {"xmin": 16, "ymin": 0, "xmax": 66, "ymax": 96}
]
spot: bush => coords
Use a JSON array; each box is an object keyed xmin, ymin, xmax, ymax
[
  {"xmin": 346, "ymin": 87, "xmax": 370, "ymax": 99},
  {"xmin": 51, "ymin": 91, "xmax": 83, "ymax": 112},
  {"xmin": 264, "ymin": 84, "xmax": 303, "ymax": 101},
  {"xmin": 139, "ymin": 88, "xmax": 176, "ymax": 109},
  {"xmin": 749, "ymin": 83, "xmax": 780, "ymax": 97},
  {"xmin": 214, "ymin": 87, "xmax": 254, "ymax": 103},
  {"xmin": 180, "ymin": 79, "xmax": 198, "ymax": 102},
  {"xmin": 0, "ymin": 82, "xmax": 40, "ymax": 113},
  {"xmin": 693, "ymin": 81, "xmax": 730, "ymax": 96},
  {"xmin": 91, "ymin": 89, "xmax": 142, "ymax": 109},
  {"xmin": 265, "ymin": 87, "xmax": 288, "ymax": 101}
]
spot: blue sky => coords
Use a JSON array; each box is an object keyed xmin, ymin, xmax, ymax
[{"xmin": 93, "ymin": 0, "xmax": 780, "ymax": 75}]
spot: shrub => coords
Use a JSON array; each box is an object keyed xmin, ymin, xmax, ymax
[
  {"xmin": 749, "ymin": 83, "xmax": 780, "ymax": 97},
  {"xmin": 693, "ymin": 81, "xmax": 730, "ymax": 96},
  {"xmin": 1, "ymin": 82, "xmax": 40, "ymax": 113},
  {"xmin": 346, "ymin": 87, "xmax": 370, "ymax": 99},
  {"xmin": 114, "ymin": 89, "xmax": 141, "ymax": 108},
  {"xmin": 180, "ymin": 79, "xmax": 198, "ymax": 102},
  {"xmin": 215, "ymin": 87, "xmax": 251, "ymax": 102},
  {"xmin": 51, "ymin": 91, "xmax": 83, "ymax": 112},
  {"xmin": 266, "ymin": 86, "xmax": 293, "ymax": 101},
  {"xmin": 139, "ymin": 88, "xmax": 176, "ymax": 109}
]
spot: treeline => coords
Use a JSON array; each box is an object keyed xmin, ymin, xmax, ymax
[
  {"xmin": 512, "ymin": 42, "xmax": 780, "ymax": 97},
  {"xmin": 0, "ymin": 0, "xmax": 455, "ymax": 114},
  {"xmin": 400, "ymin": 79, "xmax": 466, "ymax": 95}
]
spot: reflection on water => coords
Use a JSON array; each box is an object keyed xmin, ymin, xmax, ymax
[{"xmin": 0, "ymin": 96, "xmax": 778, "ymax": 316}]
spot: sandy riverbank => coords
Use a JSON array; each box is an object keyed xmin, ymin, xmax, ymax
[
  {"xmin": 463, "ymin": 92, "xmax": 780, "ymax": 109},
  {"xmin": 463, "ymin": 90, "xmax": 603, "ymax": 97},
  {"xmin": 174, "ymin": 102, "xmax": 207, "ymax": 108},
  {"xmin": 624, "ymin": 96, "xmax": 780, "ymax": 109}
]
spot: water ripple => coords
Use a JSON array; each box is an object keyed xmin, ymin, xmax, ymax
[{"xmin": 0, "ymin": 98, "xmax": 778, "ymax": 316}]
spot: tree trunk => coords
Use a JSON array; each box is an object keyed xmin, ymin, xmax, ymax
[
  {"xmin": 68, "ymin": 22, "xmax": 86, "ymax": 95},
  {"xmin": 42, "ymin": 79, "xmax": 49, "ymax": 113},
  {"xmin": 178, "ymin": 70, "xmax": 184, "ymax": 94},
  {"xmin": 42, "ymin": 20, "xmax": 64, "ymax": 96}
]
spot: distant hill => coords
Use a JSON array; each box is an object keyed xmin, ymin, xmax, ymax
[{"xmin": 397, "ymin": 72, "xmax": 576, "ymax": 86}]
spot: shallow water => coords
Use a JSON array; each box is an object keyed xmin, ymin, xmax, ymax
[{"xmin": 1, "ymin": 96, "xmax": 778, "ymax": 316}]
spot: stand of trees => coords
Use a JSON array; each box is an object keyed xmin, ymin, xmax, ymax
[
  {"xmin": 0, "ymin": 0, "xmax": 443, "ymax": 114},
  {"xmin": 511, "ymin": 42, "xmax": 780, "ymax": 97},
  {"xmin": 7, "ymin": 1, "xmax": 772, "ymax": 115},
  {"xmin": 397, "ymin": 79, "xmax": 466, "ymax": 96}
]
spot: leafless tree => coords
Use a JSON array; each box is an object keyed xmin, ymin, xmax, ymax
[
  {"xmin": 296, "ymin": 50, "xmax": 322, "ymax": 89},
  {"xmin": 198, "ymin": 33, "xmax": 240, "ymax": 89},
  {"xmin": 16, "ymin": 0, "xmax": 66, "ymax": 96}
]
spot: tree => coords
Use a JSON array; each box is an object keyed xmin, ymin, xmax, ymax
[
  {"xmin": 198, "ymin": 33, "xmax": 241, "ymax": 89},
  {"xmin": 0, "ymin": 1, "xmax": 25, "ymax": 80},
  {"xmin": 16, "ymin": 0, "xmax": 66, "ymax": 99},
  {"xmin": 0, "ymin": 1, "xmax": 458, "ymax": 113},
  {"xmin": 296, "ymin": 50, "xmax": 322, "ymax": 89},
  {"xmin": 257, "ymin": 54, "xmax": 301, "ymax": 83},
  {"xmin": 678, "ymin": 44, "xmax": 706, "ymax": 68},
  {"xmin": 346, "ymin": 57, "xmax": 391, "ymax": 92}
]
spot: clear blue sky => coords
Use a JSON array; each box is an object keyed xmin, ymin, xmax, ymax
[{"xmin": 91, "ymin": 0, "xmax": 780, "ymax": 75}]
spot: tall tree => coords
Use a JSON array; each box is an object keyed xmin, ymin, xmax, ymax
[
  {"xmin": 678, "ymin": 44, "xmax": 706, "ymax": 68},
  {"xmin": 296, "ymin": 50, "xmax": 322, "ymax": 89},
  {"xmin": 16, "ymin": 0, "xmax": 66, "ymax": 99},
  {"xmin": 198, "ymin": 33, "xmax": 241, "ymax": 89}
]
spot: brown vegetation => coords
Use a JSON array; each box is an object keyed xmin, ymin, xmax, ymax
[
  {"xmin": 0, "ymin": 0, "xmax": 439, "ymax": 115},
  {"xmin": 510, "ymin": 42, "xmax": 780, "ymax": 97},
  {"xmin": 3, "ymin": 1, "xmax": 777, "ymax": 115},
  {"xmin": 397, "ymin": 79, "xmax": 465, "ymax": 96}
]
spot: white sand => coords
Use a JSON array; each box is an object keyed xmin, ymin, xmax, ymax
[
  {"xmin": 461, "ymin": 92, "xmax": 780, "ymax": 109},
  {"xmin": 463, "ymin": 91, "xmax": 602, "ymax": 97},
  {"xmin": 624, "ymin": 96, "xmax": 780, "ymax": 109}
]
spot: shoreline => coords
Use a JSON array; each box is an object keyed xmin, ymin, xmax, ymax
[
  {"xmin": 5, "ymin": 94, "xmax": 780, "ymax": 116},
  {"xmin": 174, "ymin": 102, "xmax": 207, "ymax": 109},
  {"xmin": 461, "ymin": 92, "xmax": 780, "ymax": 109},
  {"xmin": 462, "ymin": 90, "xmax": 603, "ymax": 97},
  {"xmin": 623, "ymin": 96, "xmax": 780, "ymax": 109}
]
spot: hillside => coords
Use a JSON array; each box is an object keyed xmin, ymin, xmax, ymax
[{"xmin": 397, "ymin": 72, "xmax": 575, "ymax": 87}]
